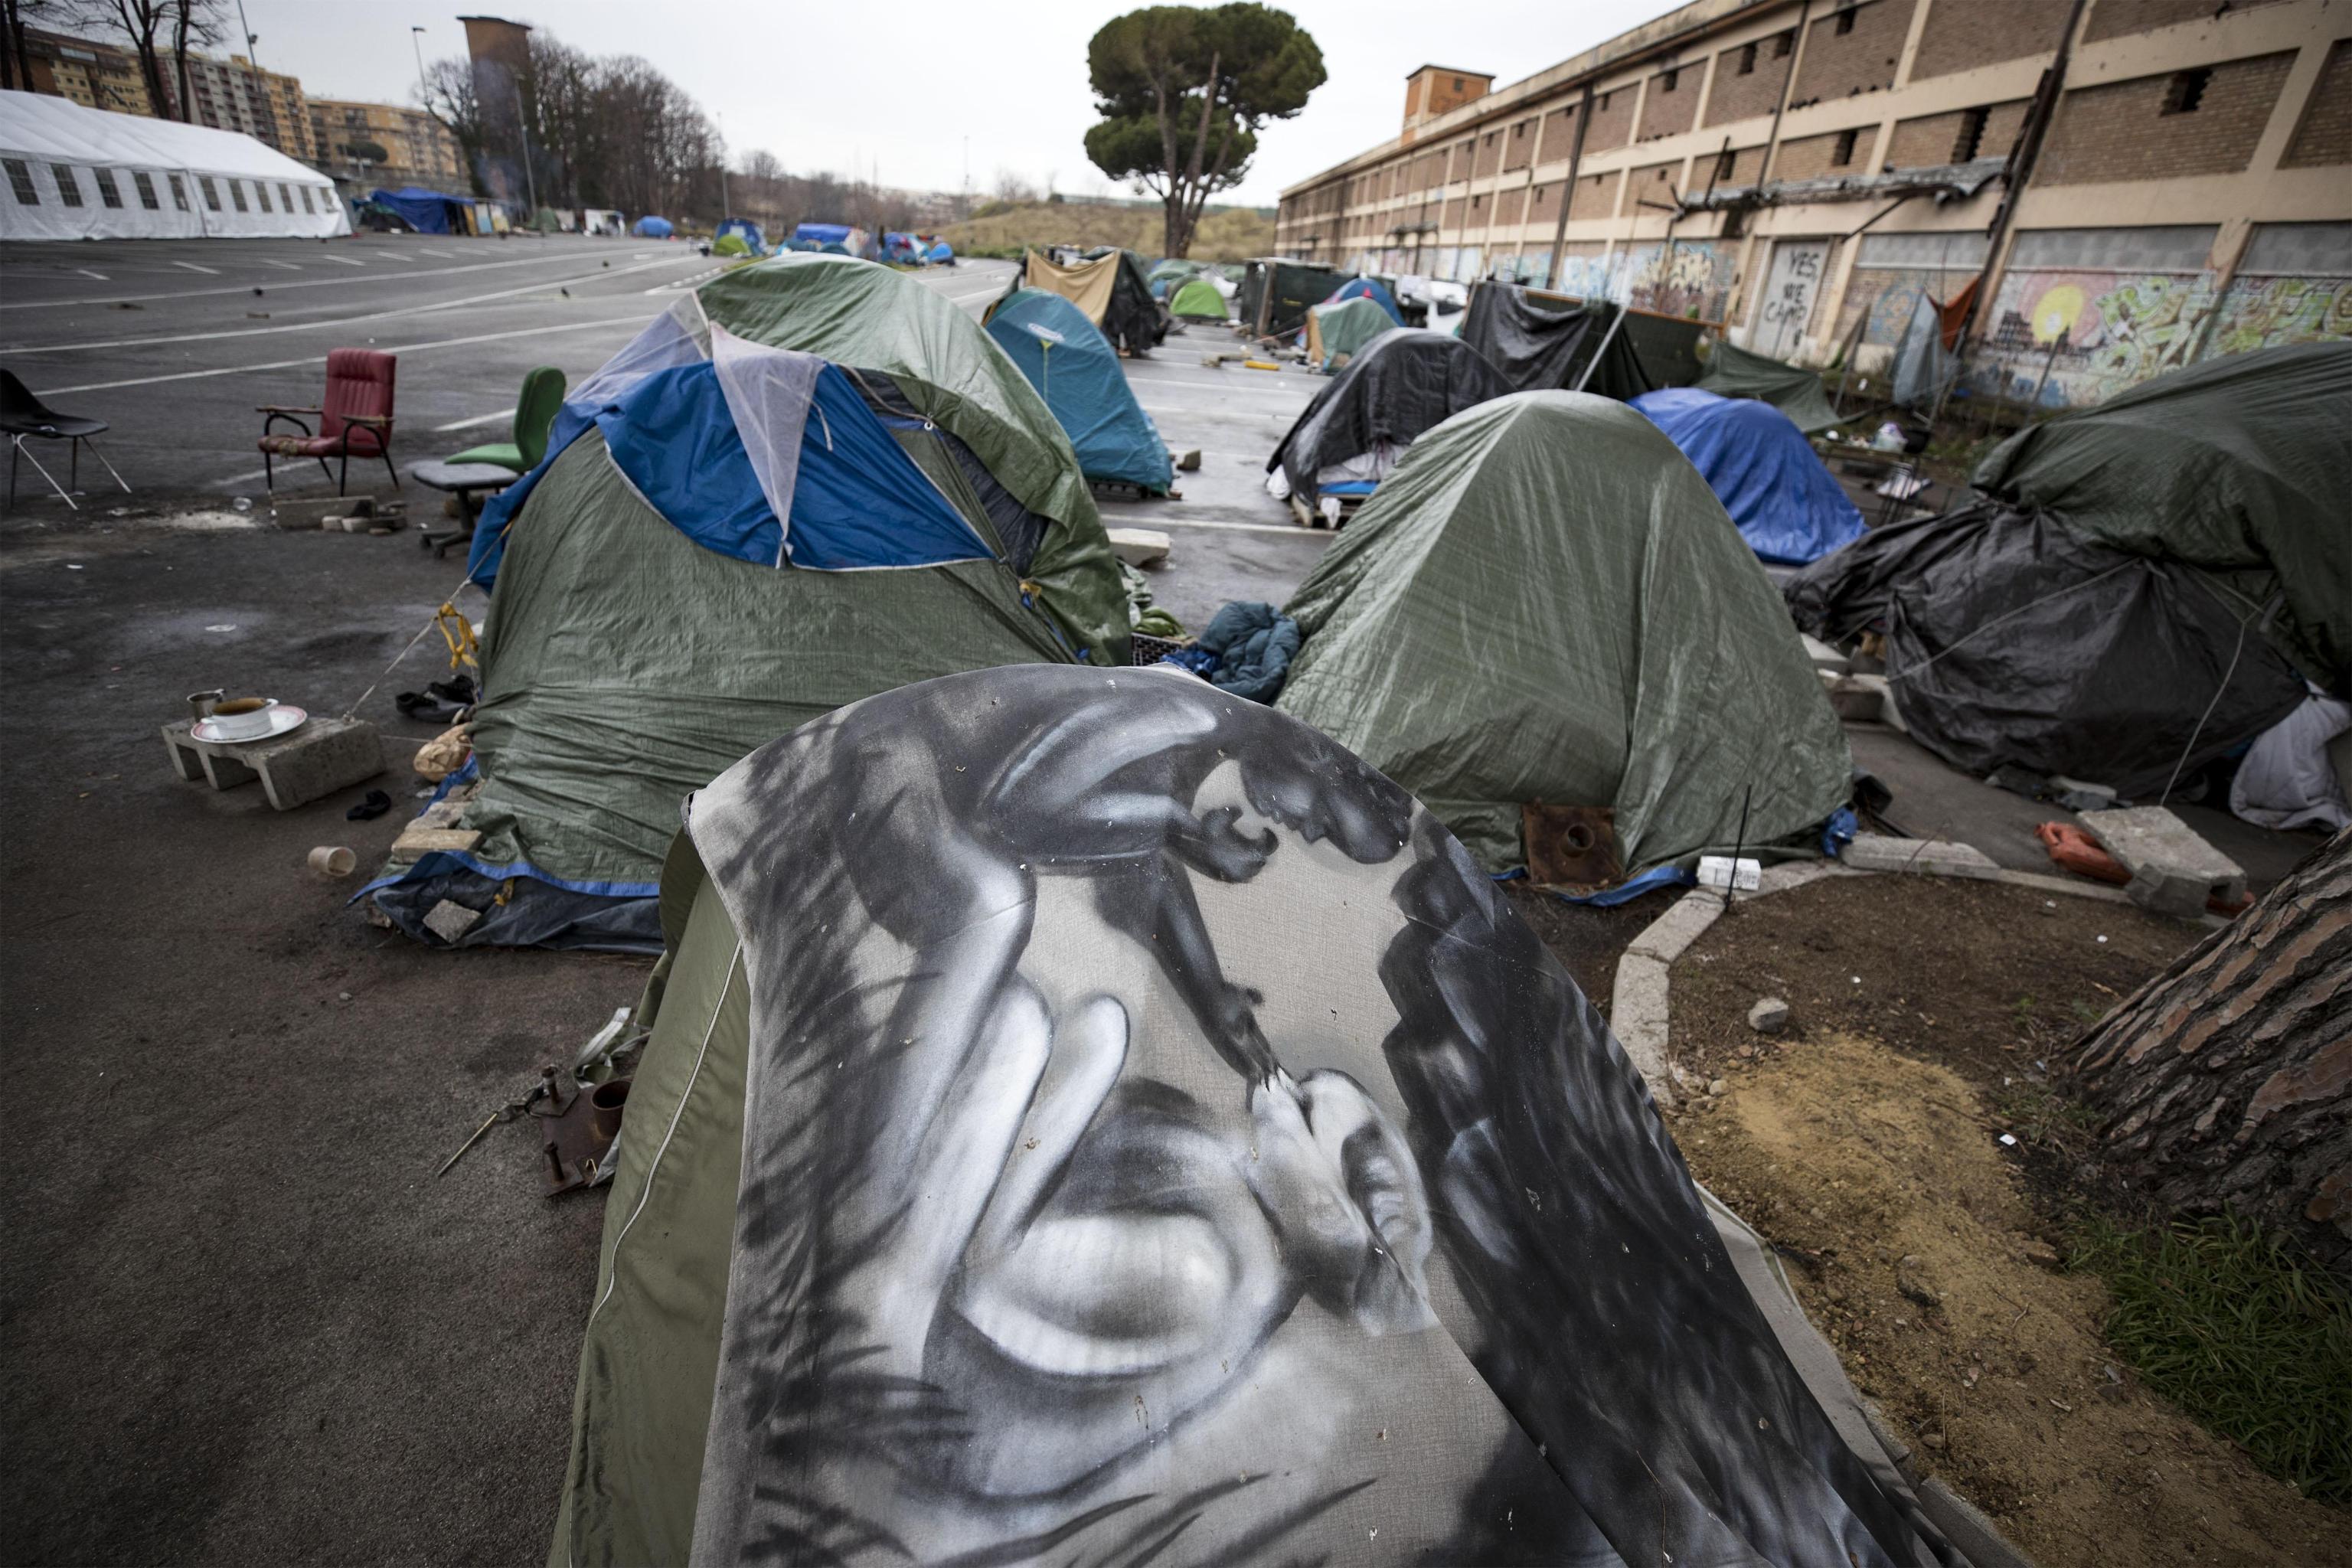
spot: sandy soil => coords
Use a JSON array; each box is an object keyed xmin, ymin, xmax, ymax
[{"xmin": 1653, "ymin": 877, "xmax": 2344, "ymax": 1567}]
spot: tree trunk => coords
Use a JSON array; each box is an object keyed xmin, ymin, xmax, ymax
[{"xmin": 2072, "ymin": 825, "xmax": 2350, "ymax": 1275}]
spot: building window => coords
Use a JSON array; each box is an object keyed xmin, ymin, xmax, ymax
[
  {"xmin": 1661, "ymin": 68, "xmax": 1679, "ymax": 93},
  {"xmin": 168, "ymin": 173, "xmax": 189, "ymax": 210},
  {"xmin": 93, "ymin": 166, "xmax": 122, "ymax": 207},
  {"xmin": 4, "ymin": 158, "xmax": 38, "ymax": 204},
  {"xmin": 1717, "ymin": 149, "xmax": 1739, "ymax": 181},
  {"xmin": 2161, "ymin": 67, "xmax": 2211, "ymax": 116},
  {"xmin": 199, "ymin": 175, "xmax": 220, "ymax": 211},
  {"xmin": 1953, "ymin": 106, "xmax": 1990, "ymax": 162},
  {"xmin": 1773, "ymin": 31, "xmax": 1795, "ymax": 57},
  {"xmin": 1738, "ymin": 43, "xmax": 1758, "ymax": 76},
  {"xmin": 132, "ymin": 170, "xmax": 158, "ymax": 208},
  {"xmin": 228, "ymin": 179, "xmax": 249, "ymax": 212},
  {"xmin": 1598, "ymin": 90, "xmax": 1612, "ymax": 111},
  {"xmin": 1451, "ymin": 77, "xmax": 1463, "ymax": 91},
  {"xmin": 1834, "ymin": 5, "xmax": 1859, "ymax": 36},
  {"xmin": 1832, "ymin": 128, "xmax": 1859, "ymax": 165},
  {"xmin": 52, "ymin": 165, "xmax": 83, "ymax": 207}
]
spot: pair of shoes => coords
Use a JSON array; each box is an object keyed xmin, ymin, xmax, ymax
[{"xmin": 396, "ymin": 674, "xmax": 479, "ymax": 724}]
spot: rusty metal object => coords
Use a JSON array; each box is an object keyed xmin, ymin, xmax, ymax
[
  {"xmin": 537, "ymin": 1074, "xmax": 630, "ymax": 1196},
  {"xmin": 1521, "ymin": 803, "xmax": 1623, "ymax": 893}
]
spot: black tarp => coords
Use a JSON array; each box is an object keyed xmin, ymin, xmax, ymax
[
  {"xmin": 1241, "ymin": 258, "xmax": 1348, "ymax": 338},
  {"xmin": 1458, "ymin": 283, "xmax": 1654, "ymax": 400},
  {"xmin": 1096, "ymin": 248, "xmax": 1171, "ymax": 356},
  {"xmin": 1267, "ymin": 328, "xmax": 1516, "ymax": 505},
  {"xmin": 1785, "ymin": 505, "xmax": 2307, "ymax": 797}
]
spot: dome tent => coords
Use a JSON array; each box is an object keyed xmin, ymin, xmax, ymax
[
  {"xmin": 1325, "ymin": 274, "xmax": 1406, "ymax": 326},
  {"xmin": 548, "ymin": 664, "xmax": 1977, "ymax": 1568},
  {"xmin": 1632, "ymin": 387, "xmax": 1864, "ymax": 565},
  {"xmin": 632, "ymin": 214, "xmax": 673, "ymax": 237},
  {"xmin": 1279, "ymin": 392, "xmax": 1852, "ymax": 879},
  {"xmin": 1168, "ymin": 276, "xmax": 1228, "ymax": 320},
  {"xmin": 985, "ymin": 288, "xmax": 1174, "ymax": 493},
  {"xmin": 365, "ymin": 256, "xmax": 1125, "ymax": 950},
  {"xmin": 1267, "ymin": 327, "xmax": 1514, "ymax": 509},
  {"xmin": 1304, "ymin": 296, "xmax": 1399, "ymax": 371}
]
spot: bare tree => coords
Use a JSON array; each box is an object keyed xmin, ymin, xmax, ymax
[
  {"xmin": 70, "ymin": 0, "xmax": 174, "ymax": 116},
  {"xmin": 2, "ymin": 0, "xmax": 64, "ymax": 93},
  {"xmin": 991, "ymin": 166, "xmax": 1037, "ymax": 205},
  {"xmin": 165, "ymin": 0, "xmax": 223, "ymax": 130},
  {"xmin": 2072, "ymin": 827, "xmax": 2351, "ymax": 1276}
]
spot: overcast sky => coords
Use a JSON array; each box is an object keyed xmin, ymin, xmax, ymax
[{"xmin": 233, "ymin": 0, "xmax": 1673, "ymax": 204}]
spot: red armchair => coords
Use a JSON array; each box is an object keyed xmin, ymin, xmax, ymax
[{"xmin": 257, "ymin": 348, "xmax": 400, "ymax": 495}]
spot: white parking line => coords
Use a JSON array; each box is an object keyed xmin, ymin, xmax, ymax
[
  {"xmin": 175, "ymin": 260, "xmax": 220, "ymax": 274},
  {"xmin": 77, "ymin": 269, "xmax": 108, "ymax": 280},
  {"xmin": 434, "ymin": 407, "xmax": 515, "ymax": 432},
  {"xmin": 34, "ymin": 313, "xmax": 652, "ymax": 396},
  {"xmin": 8, "ymin": 254, "xmax": 686, "ymax": 354},
  {"xmin": 262, "ymin": 260, "xmax": 302, "ymax": 270},
  {"xmin": 1143, "ymin": 516, "xmax": 1315, "ymax": 537},
  {"xmin": 1, "ymin": 250, "xmax": 635, "ymax": 311},
  {"xmin": 322, "ymin": 255, "xmax": 366, "ymax": 266},
  {"xmin": 416, "ymin": 249, "xmax": 455, "ymax": 259}
]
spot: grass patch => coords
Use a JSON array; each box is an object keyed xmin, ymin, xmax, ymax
[{"xmin": 2070, "ymin": 1212, "xmax": 2352, "ymax": 1502}]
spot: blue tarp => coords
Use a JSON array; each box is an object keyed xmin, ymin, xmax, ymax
[
  {"xmin": 633, "ymin": 215, "xmax": 674, "ymax": 238},
  {"xmin": 367, "ymin": 186, "xmax": 466, "ymax": 235},
  {"xmin": 1328, "ymin": 276, "xmax": 1406, "ymax": 327},
  {"xmin": 985, "ymin": 289, "xmax": 1173, "ymax": 493},
  {"xmin": 469, "ymin": 354, "xmax": 990, "ymax": 586},
  {"xmin": 715, "ymin": 217, "xmax": 767, "ymax": 254},
  {"xmin": 927, "ymin": 240, "xmax": 954, "ymax": 263},
  {"xmin": 1632, "ymin": 387, "xmax": 1866, "ymax": 566},
  {"xmin": 883, "ymin": 230, "xmax": 924, "ymax": 263}
]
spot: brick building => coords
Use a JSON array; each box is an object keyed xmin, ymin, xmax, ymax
[
  {"xmin": 308, "ymin": 100, "xmax": 466, "ymax": 194},
  {"xmin": 1275, "ymin": 0, "xmax": 2351, "ymax": 406},
  {"xmin": 12, "ymin": 28, "xmax": 158, "ymax": 116},
  {"xmin": 11, "ymin": 28, "xmax": 313, "ymax": 162}
]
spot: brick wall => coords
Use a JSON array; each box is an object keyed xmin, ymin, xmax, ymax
[
  {"xmin": 1539, "ymin": 103, "xmax": 1581, "ymax": 163},
  {"xmin": 1494, "ymin": 185, "xmax": 1526, "ymax": 225},
  {"xmin": 2084, "ymin": 0, "xmax": 2289, "ymax": 45},
  {"xmin": 1503, "ymin": 115, "xmax": 1538, "ymax": 172},
  {"xmin": 1528, "ymin": 178, "xmax": 1563, "ymax": 223},
  {"xmin": 1694, "ymin": 143, "xmax": 1772, "ymax": 188},
  {"xmin": 1773, "ymin": 126, "xmax": 1871, "ymax": 179},
  {"xmin": 2282, "ymin": 38, "xmax": 2352, "ymax": 167},
  {"xmin": 1474, "ymin": 129, "xmax": 1504, "ymax": 179},
  {"xmin": 1910, "ymin": 0, "xmax": 2070, "ymax": 81},
  {"xmin": 1639, "ymin": 64, "xmax": 1703, "ymax": 139},
  {"xmin": 1446, "ymin": 139, "xmax": 1475, "ymax": 183},
  {"xmin": 1584, "ymin": 84, "xmax": 1638, "ymax": 152},
  {"xmin": 1442, "ymin": 196, "xmax": 1464, "ymax": 228},
  {"xmin": 1570, "ymin": 168, "xmax": 1623, "ymax": 219},
  {"xmin": 1885, "ymin": 98, "xmax": 2028, "ymax": 166},
  {"xmin": 1707, "ymin": 29, "xmax": 1797, "ymax": 126},
  {"xmin": 1628, "ymin": 158, "xmax": 1687, "ymax": 211},
  {"xmin": 2039, "ymin": 51, "xmax": 2295, "ymax": 184},
  {"xmin": 1792, "ymin": 0, "xmax": 1917, "ymax": 106}
]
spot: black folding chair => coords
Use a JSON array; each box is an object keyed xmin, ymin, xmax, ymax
[{"xmin": 1, "ymin": 370, "xmax": 129, "ymax": 511}]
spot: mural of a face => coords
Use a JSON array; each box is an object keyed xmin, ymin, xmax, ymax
[{"xmin": 682, "ymin": 667, "xmax": 1959, "ymax": 1568}]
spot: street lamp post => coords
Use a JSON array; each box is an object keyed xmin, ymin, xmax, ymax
[{"xmin": 410, "ymin": 27, "xmax": 427, "ymax": 101}]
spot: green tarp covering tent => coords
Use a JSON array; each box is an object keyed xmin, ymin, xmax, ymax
[
  {"xmin": 1279, "ymin": 391, "xmax": 1852, "ymax": 878},
  {"xmin": 365, "ymin": 256, "xmax": 1124, "ymax": 951},
  {"xmin": 1169, "ymin": 276, "xmax": 1228, "ymax": 320},
  {"xmin": 1970, "ymin": 341, "xmax": 2352, "ymax": 694},
  {"xmin": 1305, "ymin": 297, "xmax": 1396, "ymax": 371},
  {"xmin": 1696, "ymin": 341, "xmax": 1844, "ymax": 435}
]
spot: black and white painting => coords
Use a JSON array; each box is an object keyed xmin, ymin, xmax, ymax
[{"xmin": 682, "ymin": 665, "xmax": 1958, "ymax": 1566}]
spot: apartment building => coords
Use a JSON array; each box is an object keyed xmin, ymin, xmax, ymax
[
  {"xmin": 180, "ymin": 52, "xmax": 315, "ymax": 163},
  {"xmin": 12, "ymin": 29, "xmax": 314, "ymax": 162},
  {"xmin": 1274, "ymin": 0, "xmax": 2351, "ymax": 406},
  {"xmin": 14, "ymin": 28, "xmax": 156, "ymax": 116},
  {"xmin": 309, "ymin": 100, "xmax": 466, "ymax": 193}
]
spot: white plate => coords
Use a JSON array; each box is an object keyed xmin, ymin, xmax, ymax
[{"xmin": 192, "ymin": 704, "xmax": 308, "ymax": 744}]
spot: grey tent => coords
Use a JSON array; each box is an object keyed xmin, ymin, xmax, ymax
[
  {"xmin": 550, "ymin": 665, "xmax": 1973, "ymax": 1568},
  {"xmin": 1279, "ymin": 391, "xmax": 1853, "ymax": 878}
]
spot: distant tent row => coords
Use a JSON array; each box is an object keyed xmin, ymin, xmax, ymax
[
  {"xmin": 364, "ymin": 256, "xmax": 1125, "ymax": 950},
  {"xmin": 366, "ymin": 186, "xmax": 505, "ymax": 237},
  {"xmin": 1787, "ymin": 342, "xmax": 2352, "ymax": 796},
  {"xmin": 714, "ymin": 217, "xmax": 766, "ymax": 256},
  {"xmin": 0, "ymin": 88, "xmax": 348, "ymax": 240}
]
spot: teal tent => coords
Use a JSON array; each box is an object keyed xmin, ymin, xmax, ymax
[
  {"xmin": 1280, "ymin": 391, "xmax": 1851, "ymax": 880},
  {"xmin": 985, "ymin": 288, "xmax": 1173, "ymax": 493}
]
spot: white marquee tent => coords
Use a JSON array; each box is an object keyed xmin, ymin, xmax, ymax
[{"xmin": 0, "ymin": 89, "xmax": 349, "ymax": 241}]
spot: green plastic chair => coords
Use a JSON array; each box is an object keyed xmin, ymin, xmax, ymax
[{"xmin": 446, "ymin": 365, "xmax": 567, "ymax": 472}]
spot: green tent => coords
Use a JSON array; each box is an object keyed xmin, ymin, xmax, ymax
[
  {"xmin": 1305, "ymin": 296, "xmax": 1396, "ymax": 371},
  {"xmin": 367, "ymin": 258, "xmax": 1124, "ymax": 950},
  {"xmin": 1279, "ymin": 390, "xmax": 1852, "ymax": 877},
  {"xmin": 1696, "ymin": 341, "xmax": 1844, "ymax": 434},
  {"xmin": 1169, "ymin": 276, "xmax": 1228, "ymax": 320},
  {"xmin": 1971, "ymin": 340, "xmax": 2352, "ymax": 693}
]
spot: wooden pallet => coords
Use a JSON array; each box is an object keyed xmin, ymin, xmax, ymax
[{"xmin": 161, "ymin": 716, "xmax": 384, "ymax": 811}]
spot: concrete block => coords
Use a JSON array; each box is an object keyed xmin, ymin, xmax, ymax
[
  {"xmin": 2079, "ymin": 806, "xmax": 2245, "ymax": 917},
  {"xmin": 1800, "ymin": 634, "xmax": 1849, "ymax": 675},
  {"xmin": 390, "ymin": 824, "xmax": 482, "ymax": 857},
  {"xmin": 1609, "ymin": 953, "xmax": 1676, "ymax": 1106},
  {"xmin": 160, "ymin": 717, "xmax": 381, "ymax": 811},
  {"xmin": 423, "ymin": 900, "xmax": 482, "ymax": 942},
  {"xmin": 1844, "ymin": 834, "xmax": 2001, "ymax": 879},
  {"xmin": 1625, "ymin": 889, "xmax": 1725, "ymax": 965},
  {"xmin": 1106, "ymin": 527, "xmax": 1171, "ymax": 567}
]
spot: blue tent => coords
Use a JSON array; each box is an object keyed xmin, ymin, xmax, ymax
[
  {"xmin": 1328, "ymin": 276, "xmax": 1406, "ymax": 327},
  {"xmin": 714, "ymin": 217, "xmax": 767, "ymax": 254},
  {"xmin": 985, "ymin": 288, "xmax": 1173, "ymax": 494},
  {"xmin": 634, "ymin": 214, "xmax": 675, "ymax": 238},
  {"xmin": 1632, "ymin": 387, "xmax": 1865, "ymax": 566},
  {"xmin": 926, "ymin": 240, "xmax": 954, "ymax": 263},
  {"xmin": 367, "ymin": 186, "xmax": 467, "ymax": 235},
  {"xmin": 883, "ymin": 230, "xmax": 924, "ymax": 263}
]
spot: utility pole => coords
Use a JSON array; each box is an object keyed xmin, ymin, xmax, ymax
[
  {"xmin": 717, "ymin": 112, "xmax": 730, "ymax": 218},
  {"xmin": 410, "ymin": 27, "xmax": 427, "ymax": 103},
  {"xmin": 511, "ymin": 74, "xmax": 538, "ymax": 217}
]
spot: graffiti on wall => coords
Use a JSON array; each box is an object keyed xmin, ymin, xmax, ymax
[
  {"xmin": 2205, "ymin": 273, "xmax": 2352, "ymax": 358},
  {"xmin": 1971, "ymin": 268, "xmax": 2218, "ymax": 407},
  {"xmin": 1618, "ymin": 240, "xmax": 1735, "ymax": 322}
]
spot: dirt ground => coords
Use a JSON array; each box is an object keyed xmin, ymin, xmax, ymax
[
  {"xmin": 1656, "ymin": 876, "xmax": 2344, "ymax": 1566},
  {"xmin": 1499, "ymin": 880, "xmax": 1681, "ymax": 1014}
]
